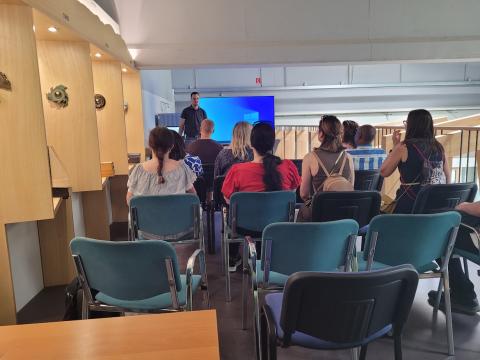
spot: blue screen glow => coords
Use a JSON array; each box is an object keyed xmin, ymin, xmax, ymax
[{"xmin": 200, "ymin": 96, "xmax": 275, "ymax": 143}]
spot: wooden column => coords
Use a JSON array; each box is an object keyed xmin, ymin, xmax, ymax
[
  {"xmin": 37, "ymin": 40, "xmax": 102, "ymax": 192},
  {"xmin": 0, "ymin": 2, "xmax": 53, "ymax": 224}
]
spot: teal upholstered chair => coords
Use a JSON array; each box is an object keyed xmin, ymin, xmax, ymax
[
  {"xmin": 129, "ymin": 194, "xmax": 203, "ymax": 246},
  {"xmin": 70, "ymin": 237, "xmax": 209, "ymax": 318},
  {"xmin": 359, "ymin": 212, "xmax": 461, "ymax": 356},
  {"xmin": 244, "ymin": 221, "xmax": 359, "ymax": 357},
  {"xmin": 223, "ymin": 191, "xmax": 296, "ymax": 302}
]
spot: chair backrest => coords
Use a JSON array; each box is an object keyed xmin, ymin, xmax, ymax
[
  {"xmin": 311, "ymin": 191, "xmax": 381, "ymax": 228},
  {"xmin": 70, "ymin": 237, "xmax": 181, "ymax": 300},
  {"xmin": 213, "ymin": 175, "xmax": 226, "ymax": 211},
  {"xmin": 412, "ymin": 183, "xmax": 478, "ymax": 214},
  {"xmin": 261, "ymin": 221, "xmax": 359, "ymax": 281},
  {"xmin": 193, "ymin": 176, "xmax": 207, "ymax": 206},
  {"xmin": 130, "ymin": 194, "xmax": 201, "ymax": 241},
  {"xmin": 364, "ymin": 212, "xmax": 461, "ymax": 272},
  {"xmin": 229, "ymin": 191, "xmax": 296, "ymax": 235},
  {"xmin": 202, "ymin": 163, "xmax": 215, "ymax": 191},
  {"xmin": 354, "ymin": 170, "xmax": 383, "ymax": 192},
  {"xmin": 280, "ymin": 265, "xmax": 419, "ymax": 346}
]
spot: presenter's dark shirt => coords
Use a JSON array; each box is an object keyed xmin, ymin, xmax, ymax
[{"xmin": 181, "ymin": 105, "xmax": 207, "ymax": 138}]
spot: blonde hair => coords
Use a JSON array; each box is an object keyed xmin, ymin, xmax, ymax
[{"xmin": 231, "ymin": 121, "xmax": 252, "ymax": 160}]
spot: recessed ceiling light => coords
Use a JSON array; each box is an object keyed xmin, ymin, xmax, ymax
[
  {"xmin": 33, "ymin": 25, "xmax": 36, "ymax": 32},
  {"xmin": 48, "ymin": 26, "xmax": 58, "ymax": 33},
  {"xmin": 122, "ymin": 68, "xmax": 127, "ymax": 72},
  {"xmin": 95, "ymin": 52, "xmax": 102, "ymax": 58}
]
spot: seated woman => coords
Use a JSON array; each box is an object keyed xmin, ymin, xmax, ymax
[
  {"xmin": 126, "ymin": 127, "xmax": 196, "ymax": 205},
  {"xmin": 170, "ymin": 129, "xmax": 203, "ymax": 176},
  {"xmin": 221, "ymin": 122, "xmax": 301, "ymax": 271},
  {"xmin": 380, "ymin": 109, "xmax": 450, "ymax": 213},
  {"xmin": 299, "ymin": 115, "xmax": 355, "ymax": 203},
  {"xmin": 214, "ymin": 121, "xmax": 253, "ymax": 178}
]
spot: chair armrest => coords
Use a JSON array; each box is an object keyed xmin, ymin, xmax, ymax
[{"xmin": 186, "ymin": 248, "xmax": 206, "ymax": 286}]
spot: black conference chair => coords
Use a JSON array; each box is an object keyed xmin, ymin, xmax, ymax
[
  {"xmin": 354, "ymin": 170, "xmax": 384, "ymax": 192},
  {"xmin": 412, "ymin": 183, "xmax": 477, "ymax": 214},
  {"xmin": 311, "ymin": 191, "xmax": 381, "ymax": 230},
  {"xmin": 260, "ymin": 265, "xmax": 419, "ymax": 360}
]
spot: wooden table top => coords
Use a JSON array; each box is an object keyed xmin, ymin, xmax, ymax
[{"xmin": 0, "ymin": 310, "xmax": 219, "ymax": 359}]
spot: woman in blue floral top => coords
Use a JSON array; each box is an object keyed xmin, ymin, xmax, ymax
[{"xmin": 170, "ymin": 129, "xmax": 203, "ymax": 176}]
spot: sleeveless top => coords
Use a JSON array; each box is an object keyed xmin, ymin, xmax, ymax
[
  {"xmin": 310, "ymin": 148, "xmax": 353, "ymax": 195},
  {"xmin": 394, "ymin": 140, "xmax": 446, "ymax": 213}
]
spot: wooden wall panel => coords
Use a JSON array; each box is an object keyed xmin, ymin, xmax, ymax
[
  {"xmin": 38, "ymin": 197, "xmax": 75, "ymax": 286},
  {"xmin": 0, "ymin": 3, "xmax": 53, "ymax": 223},
  {"xmin": 0, "ymin": 225, "xmax": 16, "ymax": 325},
  {"xmin": 122, "ymin": 71, "xmax": 145, "ymax": 162},
  {"xmin": 284, "ymin": 128, "xmax": 296, "ymax": 159},
  {"xmin": 92, "ymin": 61, "xmax": 129, "ymax": 175},
  {"xmin": 37, "ymin": 40, "xmax": 102, "ymax": 192},
  {"xmin": 82, "ymin": 183, "xmax": 110, "ymax": 241},
  {"xmin": 274, "ymin": 129, "xmax": 285, "ymax": 158},
  {"xmin": 296, "ymin": 129, "xmax": 309, "ymax": 159}
]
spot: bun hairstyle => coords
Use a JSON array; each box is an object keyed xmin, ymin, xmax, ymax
[
  {"xmin": 318, "ymin": 115, "xmax": 343, "ymax": 152},
  {"xmin": 250, "ymin": 122, "xmax": 282, "ymax": 191},
  {"xmin": 148, "ymin": 127, "xmax": 174, "ymax": 184}
]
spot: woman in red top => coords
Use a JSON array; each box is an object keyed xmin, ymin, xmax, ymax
[{"xmin": 222, "ymin": 122, "xmax": 301, "ymax": 200}]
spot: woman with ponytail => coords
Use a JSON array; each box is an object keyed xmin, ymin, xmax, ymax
[
  {"xmin": 222, "ymin": 122, "xmax": 300, "ymax": 200},
  {"xmin": 126, "ymin": 127, "xmax": 196, "ymax": 204}
]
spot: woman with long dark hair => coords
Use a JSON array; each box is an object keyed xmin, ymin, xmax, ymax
[
  {"xmin": 381, "ymin": 109, "xmax": 450, "ymax": 213},
  {"xmin": 221, "ymin": 122, "xmax": 300, "ymax": 200},
  {"xmin": 126, "ymin": 127, "xmax": 196, "ymax": 204},
  {"xmin": 170, "ymin": 129, "xmax": 203, "ymax": 176}
]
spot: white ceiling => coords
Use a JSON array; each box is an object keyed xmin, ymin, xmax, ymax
[{"xmin": 110, "ymin": 0, "xmax": 480, "ymax": 68}]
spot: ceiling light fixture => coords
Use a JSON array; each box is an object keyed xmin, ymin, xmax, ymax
[
  {"xmin": 122, "ymin": 68, "xmax": 127, "ymax": 73},
  {"xmin": 95, "ymin": 52, "xmax": 102, "ymax": 58},
  {"xmin": 48, "ymin": 26, "xmax": 58, "ymax": 33}
]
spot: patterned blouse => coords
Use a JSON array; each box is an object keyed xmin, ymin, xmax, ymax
[{"xmin": 184, "ymin": 154, "xmax": 203, "ymax": 176}]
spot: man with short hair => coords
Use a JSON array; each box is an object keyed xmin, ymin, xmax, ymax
[
  {"xmin": 179, "ymin": 92, "xmax": 207, "ymax": 141},
  {"xmin": 346, "ymin": 124, "xmax": 386, "ymax": 171},
  {"xmin": 187, "ymin": 119, "xmax": 223, "ymax": 165}
]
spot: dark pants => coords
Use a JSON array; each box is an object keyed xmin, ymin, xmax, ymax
[{"xmin": 449, "ymin": 211, "xmax": 480, "ymax": 301}]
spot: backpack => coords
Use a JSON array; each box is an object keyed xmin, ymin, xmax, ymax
[
  {"xmin": 313, "ymin": 150, "xmax": 354, "ymax": 192},
  {"xmin": 411, "ymin": 143, "xmax": 446, "ymax": 185}
]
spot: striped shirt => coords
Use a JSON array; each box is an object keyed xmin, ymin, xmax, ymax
[{"xmin": 347, "ymin": 146, "xmax": 387, "ymax": 171}]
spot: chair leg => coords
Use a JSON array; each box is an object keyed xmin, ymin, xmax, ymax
[
  {"xmin": 443, "ymin": 271, "xmax": 455, "ymax": 356},
  {"xmin": 242, "ymin": 242, "xmax": 248, "ymax": 329},
  {"xmin": 254, "ymin": 290, "xmax": 263, "ymax": 359},
  {"xmin": 359, "ymin": 345, "xmax": 368, "ymax": 360},
  {"xmin": 350, "ymin": 347, "xmax": 359, "ymax": 360},
  {"xmin": 463, "ymin": 257, "xmax": 470, "ymax": 280},
  {"xmin": 225, "ymin": 237, "xmax": 232, "ymax": 302},
  {"xmin": 394, "ymin": 333, "xmax": 402, "ymax": 360},
  {"xmin": 434, "ymin": 277, "xmax": 443, "ymax": 312},
  {"xmin": 81, "ymin": 292, "xmax": 89, "ymax": 320}
]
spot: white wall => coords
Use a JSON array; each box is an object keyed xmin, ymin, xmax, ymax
[
  {"xmin": 172, "ymin": 62, "xmax": 480, "ymax": 125},
  {"xmin": 140, "ymin": 70, "xmax": 175, "ymax": 142},
  {"xmin": 115, "ymin": 0, "xmax": 480, "ymax": 67},
  {"xmin": 6, "ymin": 222, "xmax": 44, "ymax": 311}
]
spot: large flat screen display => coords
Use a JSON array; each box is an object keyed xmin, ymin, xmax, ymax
[{"xmin": 200, "ymin": 96, "xmax": 275, "ymax": 143}]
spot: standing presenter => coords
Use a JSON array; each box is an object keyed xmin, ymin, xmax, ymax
[{"xmin": 179, "ymin": 92, "xmax": 207, "ymax": 144}]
